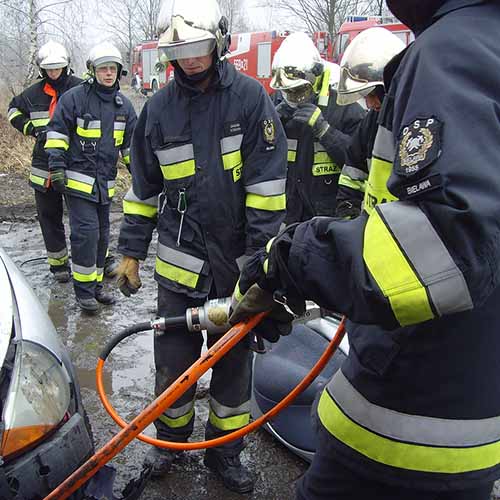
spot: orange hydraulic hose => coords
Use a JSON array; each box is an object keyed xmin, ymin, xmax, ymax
[
  {"xmin": 43, "ymin": 312, "xmax": 266, "ymax": 500},
  {"xmin": 98, "ymin": 316, "xmax": 346, "ymax": 450}
]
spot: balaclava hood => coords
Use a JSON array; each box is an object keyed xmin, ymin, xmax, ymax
[{"xmin": 386, "ymin": 0, "xmax": 446, "ymax": 32}]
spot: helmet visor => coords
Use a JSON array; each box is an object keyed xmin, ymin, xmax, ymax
[
  {"xmin": 337, "ymin": 86, "xmax": 374, "ymax": 106},
  {"xmin": 282, "ymin": 84, "xmax": 314, "ymax": 107},
  {"xmin": 159, "ymin": 38, "xmax": 216, "ymax": 62}
]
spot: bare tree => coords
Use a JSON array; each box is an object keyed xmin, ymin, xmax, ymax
[
  {"xmin": 136, "ymin": 0, "xmax": 162, "ymax": 40},
  {"xmin": 219, "ymin": 0, "xmax": 250, "ymax": 32}
]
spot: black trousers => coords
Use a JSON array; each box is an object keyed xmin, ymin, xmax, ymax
[
  {"xmin": 296, "ymin": 425, "xmax": 494, "ymax": 500},
  {"xmin": 34, "ymin": 188, "xmax": 69, "ymax": 272},
  {"xmin": 154, "ymin": 286, "xmax": 252, "ymax": 456},
  {"xmin": 65, "ymin": 195, "xmax": 110, "ymax": 299}
]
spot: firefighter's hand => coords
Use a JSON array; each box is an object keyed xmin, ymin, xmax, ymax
[
  {"xmin": 292, "ymin": 103, "xmax": 330, "ymax": 139},
  {"xmin": 116, "ymin": 256, "xmax": 141, "ymax": 297},
  {"xmin": 229, "ymin": 284, "xmax": 295, "ymax": 343},
  {"xmin": 50, "ymin": 169, "xmax": 66, "ymax": 193},
  {"xmin": 335, "ymin": 200, "xmax": 362, "ymax": 220}
]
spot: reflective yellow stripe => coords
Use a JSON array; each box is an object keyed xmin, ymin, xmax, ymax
[
  {"xmin": 318, "ymin": 389, "xmax": 500, "ymax": 474},
  {"xmin": 66, "ymin": 178, "xmax": 93, "ymax": 194},
  {"xmin": 29, "ymin": 174, "xmax": 46, "ymax": 187},
  {"xmin": 45, "ymin": 139, "xmax": 69, "ymax": 151},
  {"xmin": 23, "ymin": 121, "xmax": 32, "ymax": 135},
  {"xmin": 113, "ymin": 130, "xmax": 124, "ymax": 146},
  {"xmin": 246, "ymin": 193, "xmax": 286, "ymax": 211},
  {"xmin": 156, "ymin": 257, "xmax": 199, "ymax": 289},
  {"xmin": 222, "ymin": 150, "xmax": 242, "ymax": 170},
  {"xmin": 312, "ymin": 164, "xmax": 340, "ymax": 176},
  {"xmin": 308, "ymin": 108, "xmax": 321, "ymax": 127},
  {"xmin": 32, "ymin": 118, "xmax": 50, "ymax": 127},
  {"xmin": 363, "ymin": 208, "xmax": 434, "ymax": 326},
  {"xmin": 339, "ymin": 173, "xmax": 365, "ymax": 192},
  {"xmin": 108, "ymin": 187, "xmax": 115, "ymax": 198},
  {"xmin": 232, "ymin": 165, "xmax": 243, "ymax": 182},
  {"xmin": 263, "ymin": 258, "xmax": 269, "ymax": 274},
  {"xmin": 73, "ymin": 270, "xmax": 97, "ymax": 282},
  {"xmin": 123, "ymin": 199, "xmax": 157, "ymax": 219},
  {"xmin": 9, "ymin": 110, "xmax": 23, "ymax": 122},
  {"xmin": 209, "ymin": 410, "xmax": 250, "ymax": 431},
  {"xmin": 47, "ymin": 256, "xmax": 69, "ymax": 266},
  {"xmin": 159, "ymin": 408, "xmax": 194, "ymax": 429},
  {"xmin": 76, "ymin": 126, "xmax": 101, "ymax": 139},
  {"xmin": 96, "ymin": 271, "xmax": 104, "ymax": 283},
  {"xmin": 122, "ymin": 155, "xmax": 130, "ymax": 165},
  {"xmin": 160, "ymin": 160, "xmax": 196, "ymax": 181},
  {"xmin": 314, "ymin": 151, "xmax": 332, "ymax": 164},
  {"xmin": 234, "ymin": 280, "xmax": 244, "ymax": 302},
  {"xmin": 363, "ymin": 157, "xmax": 398, "ymax": 214},
  {"xmin": 287, "ymin": 150, "xmax": 297, "ymax": 162}
]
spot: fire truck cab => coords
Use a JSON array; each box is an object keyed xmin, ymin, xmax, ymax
[{"xmin": 332, "ymin": 15, "xmax": 413, "ymax": 63}]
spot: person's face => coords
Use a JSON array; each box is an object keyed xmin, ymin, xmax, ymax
[
  {"xmin": 46, "ymin": 68, "xmax": 63, "ymax": 80},
  {"xmin": 176, "ymin": 54, "xmax": 213, "ymax": 75},
  {"xmin": 365, "ymin": 92, "xmax": 382, "ymax": 112},
  {"xmin": 95, "ymin": 63, "xmax": 118, "ymax": 87}
]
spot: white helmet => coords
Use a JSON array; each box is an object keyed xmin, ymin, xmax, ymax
[
  {"xmin": 157, "ymin": 0, "xmax": 230, "ymax": 62},
  {"xmin": 270, "ymin": 32, "xmax": 325, "ymax": 107},
  {"xmin": 37, "ymin": 41, "xmax": 70, "ymax": 70},
  {"xmin": 87, "ymin": 42, "xmax": 124, "ymax": 77},
  {"xmin": 337, "ymin": 27, "xmax": 405, "ymax": 106}
]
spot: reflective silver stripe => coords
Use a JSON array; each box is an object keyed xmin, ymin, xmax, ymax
[
  {"xmin": 73, "ymin": 264, "xmax": 96, "ymax": 275},
  {"xmin": 378, "ymin": 202, "xmax": 473, "ymax": 316},
  {"xmin": 329, "ymin": 370, "xmax": 500, "ymax": 447},
  {"xmin": 113, "ymin": 121, "xmax": 126, "ymax": 130},
  {"xmin": 314, "ymin": 142, "xmax": 327, "ymax": 153},
  {"xmin": 157, "ymin": 242, "xmax": 204, "ymax": 274},
  {"xmin": 210, "ymin": 397, "xmax": 250, "ymax": 418},
  {"xmin": 46, "ymin": 131, "xmax": 69, "ymax": 142},
  {"xmin": 76, "ymin": 117, "xmax": 101, "ymax": 129},
  {"xmin": 107, "ymin": 180, "xmax": 116, "ymax": 189},
  {"xmin": 123, "ymin": 188, "xmax": 158, "ymax": 207},
  {"xmin": 7, "ymin": 107, "xmax": 19, "ymax": 119},
  {"xmin": 220, "ymin": 134, "xmax": 243, "ymax": 154},
  {"xmin": 66, "ymin": 170, "xmax": 95, "ymax": 185},
  {"xmin": 30, "ymin": 111, "xmax": 50, "ymax": 119},
  {"xmin": 47, "ymin": 248, "xmax": 68, "ymax": 259},
  {"xmin": 342, "ymin": 165, "xmax": 368, "ymax": 181},
  {"xmin": 245, "ymin": 179, "xmax": 286, "ymax": 196},
  {"xmin": 155, "ymin": 144, "xmax": 194, "ymax": 165},
  {"xmin": 165, "ymin": 400, "xmax": 195, "ymax": 418},
  {"xmin": 367, "ymin": 158, "xmax": 372, "ymax": 171},
  {"xmin": 236, "ymin": 254, "xmax": 250, "ymax": 271},
  {"xmin": 372, "ymin": 125, "xmax": 394, "ymax": 162},
  {"xmin": 121, "ymin": 147, "xmax": 130, "ymax": 157},
  {"xmin": 287, "ymin": 138, "xmax": 298, "ymax": 151},
  {"xmin": 31, "ymin": 167, "xmax": 49, "ymax": 179}
]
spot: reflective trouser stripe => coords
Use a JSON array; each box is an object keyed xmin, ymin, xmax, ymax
[
  {"xmin": 364, "ymin": 202, "xmax": 472, "ymax": 325},
  {"xmin": 45, "ymin": 139, "xmax": 69, "ymax": 150},
  {"xmin": 159, "ymin": 406, "xmax": 195, "ymax": 428},
  {"xmin": 209, "ymin": 399, "xmax": 251, "ymax": 431},
  {"xmin": 155, "ymin": 258, "xmax": 200, "ymax": 289},
  {"xmin": 246, "ymin": 193, "xmax": 286, "ymax": 211},
  {"xmin": 96, "ymin": 268, "xmax": 104, "ymax": 283},
  {"xmin": 47, "ymin": 249, "xmax": 68, "ymax": 266},
  {"xmin": 160, "ymin": 160, "xmax": 196, "ymax": 181},
  {"xmin": 73, "ymin": 265, "xmax": 97, "ymax": 283},
  {"xmin": 319, "ymin": 372, "xmax": 500, "ymax": 474},
  {"xmin": 338, "ymin": 173, "xmax": 365, "ymax": 192}
]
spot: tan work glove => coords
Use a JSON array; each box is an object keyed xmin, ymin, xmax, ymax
[{"xmin": 116, "ymin": 256, "xmax": 141, "ymax": 297}]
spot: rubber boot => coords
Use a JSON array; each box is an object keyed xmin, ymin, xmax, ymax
[
  {"xmin": 143, "ymin": 447, "xmax": 180, "ymax": 478},
  {"xmin": 53, "ymin": 267, "xmax": 71, "ymax": 283},
  {"xmin": 204, "ymin": 449, "xmax": 255, "ymax": 494},
  {"xmin": 76, "ymin": 296, "xmax": 99, "ymax": 313},
  {"xmin": 95, "ymin": 285, "xmax": 115, "ymax": 305}
]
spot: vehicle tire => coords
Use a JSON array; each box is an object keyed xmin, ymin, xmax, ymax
[{"xmin": 152, "ymin": 79, "xmax": 159, "ymax": 94}]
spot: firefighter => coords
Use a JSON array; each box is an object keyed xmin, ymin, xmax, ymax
[
  {"xmin": 334, "ymin": 28, "xmax": 405, "ymax": 219},
  {"xmin": 115, "ymin": 0, "xmax": 287, "ymax": 492},
  {"xmin": 45, "ymin": 42, "xmax": 136, "ymax": 312},
  {"xmin": 270, "ymin": 32, "xmax": 365, "ymax": 223},
  {"xmin": 230, "ymin": 0, "xmax": 500, "ymax": 499},
  {"xmin": 7, "ymin": 41, "xmax": 81, "ymax": 282}
]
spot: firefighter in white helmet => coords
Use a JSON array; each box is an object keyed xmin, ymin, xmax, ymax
[
  {"xmin": 7, "ymin": 41, "xmax": 81, "ymax": 283},
  {"xmin": 270, "ymin": 32, "xmax": 365, "ymax": 223},
  {"xmin": 45, "ymin": 42, "xmax": 137, "ymax": 312},
  {"xmin": 116, "ymin": 0, "xmax": 287, "ymax": 492},
  {"xmin": 335, "ymin": 28, "xmax": 406, "ymax": 219}
]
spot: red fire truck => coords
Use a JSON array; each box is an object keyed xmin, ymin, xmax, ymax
[
  {"xmin": 332, "ymin": 15, "xmax": 413, "ymax": 63},
  {"xmin": 131, "ymin": 30, "xmax": 333, "ymax": 95}
]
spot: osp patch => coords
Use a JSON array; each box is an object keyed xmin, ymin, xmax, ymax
[{"xmin": 394, "ymin": 117, "xmax": 442, "ymax": 177}]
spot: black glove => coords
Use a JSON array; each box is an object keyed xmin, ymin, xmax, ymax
[
  {"xmin": 24, "ymin": 122, "xmax": 36, "ymax": 137},
  {"xmin": 335, "ymin": 200, "xmax": 362, "ymax": 219},
  {"xmin": 50, "ymin": 169, "xmax": 66, "ymax": 193},
  {"xmin": 276, "ymin": 101, "xmax": 295, "ymax": 121},
  {"xmin": 291, "ymin": 103, "xmax": 330, "ymax": 139}
]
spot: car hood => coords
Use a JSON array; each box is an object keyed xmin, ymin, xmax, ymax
[{"xmin": 0, "ymin": 247, "xmax": 65, "ymax": 368}]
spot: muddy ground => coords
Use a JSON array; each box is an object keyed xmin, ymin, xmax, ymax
[{"xmin": 1, "ymin": 87, "xmax": 499, "ymax": 500}]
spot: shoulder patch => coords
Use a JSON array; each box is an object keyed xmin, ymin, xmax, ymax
[
  {"xmin": 394, "ymin": 117, "xmax": 442, "ymax": 177},
  {"xmin": 262, "ymin": 119, "xmax": 276, "ymax": 145}
]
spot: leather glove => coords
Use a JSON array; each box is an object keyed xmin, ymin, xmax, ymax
[
  {"xmin": 116, "ymin": 256, "xmax": 141, "ymax": 297},
  {"xmin": 50, "ymin": 169, "xmax": 66, "ymax": 193},
  {"xmin": 335, "ymin": 200, "xmax": 362, "ymax": 220},
  {"xmin": 291, "ymin": 103, "xmax": 330, "ymax": 139}
]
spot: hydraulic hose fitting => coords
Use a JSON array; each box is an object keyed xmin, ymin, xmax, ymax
[{"xmin": 186, "ymin": 297, "xmax": 232, "ymax": 335}]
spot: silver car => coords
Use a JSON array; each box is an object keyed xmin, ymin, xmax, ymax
[{"xmin": 0, "ymin": 248, "xmax": 93, "ymax": 499}]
